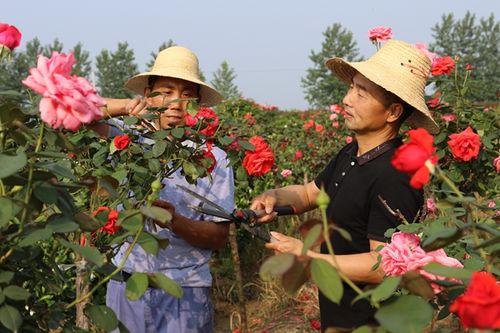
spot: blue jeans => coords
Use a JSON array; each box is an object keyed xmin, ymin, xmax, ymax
[{"xmin": 106, "ymin": 279, "xmax": 213, "ymax": 333}]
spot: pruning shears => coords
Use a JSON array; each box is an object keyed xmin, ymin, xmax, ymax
[{"xmin": 177, "ymin": 185, "xmax": 296, "ymax": 242}]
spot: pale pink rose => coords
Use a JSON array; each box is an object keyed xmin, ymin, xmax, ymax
[
  {"xmin": 368, "ymin": 26, "xmax": 393, "ymax": 42},
  {"xmin": 331, "ymin": 121, "xmax": 339, "ymax": 128},
  {"xmin": 345, "ymin": 136, "xmax": 353, "ymax": 144},
  {"xmin": 379, "ymin": 232, "xmax": 427, "ymax": 276},
  {"xmin": 414, "ymin": 43, "xmax": 438, "ymax": 66},
  {"xmin": 409, "ymin": 249, "xmax": 463, "ymax": 294},
  {"xmin": 487, "ymin": 201, "xmax": 496, "ymax": 209},
  {"xmin": 22, "ymin": 52, "xmax": 104, "ymax": 131},
  {"xmin": 426, "ymin": 198, "xmax": 436, "ymax": 213},
  {"xmin": 329, "ymin": 104, "xmax": 344, "ymax": 114},
  {"xmin": 441, "ymin": 114, "xmax": 457, "ymax": 122},
  {"xmin": 314, "ymin": 124, "xmax": 324, "ymax": 133},
  {"xmin": 280, "ymin": 169, "xmax": 292, "ymax": 178},
  {"xmin": 329, "ymin": 113, "xmax": 338, "ymax": 121},
  {"xmin": 493, "ymin": 156, "xmax": 500, "ymax": 173}
]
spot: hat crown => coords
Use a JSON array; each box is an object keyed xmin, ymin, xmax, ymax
[{"xmin": 152, "ymin": 46, "xmax": 200, "ymax": 79}]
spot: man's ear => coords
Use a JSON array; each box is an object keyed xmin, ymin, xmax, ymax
[{"xmin": 387, "ymin": 103, "xmax": 404, "ymax": 124}]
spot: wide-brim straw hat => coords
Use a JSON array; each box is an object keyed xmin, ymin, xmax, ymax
[
  {"xmin": 326, "ymin": 40, "xmax": 439, "ymax": 134},
  {"xmin": 125, "ymin": 46, "xmax": 222, "ymax": 106}
]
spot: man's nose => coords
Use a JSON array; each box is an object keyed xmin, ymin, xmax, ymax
[{"xmin": 168, "ymin": 92, "xmax": 182, "ymax": 109}]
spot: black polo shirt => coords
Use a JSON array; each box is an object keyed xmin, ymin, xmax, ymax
[{"xmin": 314, "ymin": 137, "xmax": 423, "ymax": 330}]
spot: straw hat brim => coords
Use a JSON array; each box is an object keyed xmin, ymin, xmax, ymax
[
  {"xmin": 125, "ymin": 69, "xmax": 222, "ymax": 106},
  {"xmin": 326, "ymin": 57, "xmax": 439, "ymax": 134}
]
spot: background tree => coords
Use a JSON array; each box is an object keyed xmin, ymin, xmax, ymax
[
  {"xmin": 301, "ymin": 23, "xmax": 362, "ymax": 109},
  {"xmin": 211, "ymin": 60, "xmax": 240, "ymax": 100},
  {"xmin": 71, "ymin": 42, "xmax": 92, "ymax": 79},
  {"xmin": 430, "ymin": 11, "xmax": 499, "ymax": 102},
  {"xmin": 95, "ymin": 42, "xmax": 138, "ymax": 98}
]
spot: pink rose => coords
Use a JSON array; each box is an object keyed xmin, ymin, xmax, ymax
[
  {"xmin": 314, "ymin": 124, "xmax": 324, "ymax": 133},
  {"xmin": 329, "ymin": 104, "xmax": 344, "ymax": 114},
  {"xmin": 426, "ymin": 98, "xmax": 441, "ymax": 108},
  {"xmin": 22, "ymin": 52, "xmax": 104, "ymax": 131},
  {"xmin": 345, "ymin": 136, "xmax": 353, "ymax": 144},
  {"xmin": 441, "ymin": 114, "xmax": 456, "ymax": 122},
  {"xmin": 379, "ymin": 232, "xmax": 427, "ymax": 276},
  {"xmin": 426, "ymin": 198, "xmax": 436, "ymax": 213},
  {"xmin": 0, "ymin": 22, "xmax": 22, "ymax": 51},
  {"xmin": 280, "ymin": 169, "xmax": 292, "ymax": 177},
  {"xmin": 331, "ymin": 121, "xmax": 339, "ymax": 128},
  {"xmin": 329, "ymin": 113, "xmax": 338, "ymax": 121},
  {"xmin": 487, "ymin": 201, "xmax": 496, "ymax": 209},
  {"xmin": 293, "ymin": 150, "xmax": 303, "ymax": 162},
  {"xmin": 303, "ymin": 119, "xmax": 314, "ymax": 130},
  {"xmin": 414, "ymin": 43, "xmax": 437, "ymax": 66},
  {"xmin": 368, "ymin": 26, "xmax": 393, "ymax": 42},
  {"xmin": 493, "ymin": 156, "xmax": 500, "ymax": 173}
]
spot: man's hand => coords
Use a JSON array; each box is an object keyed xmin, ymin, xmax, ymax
[
  {"xmin": 265, "ymin": 231, "xmax": 303, "ymax": 256},
  {"xmin": 250, "ymin": 189, "xmax": 279, "ymax": 224},
  {"xmin": 151, "ymin": 200, "xmax": 176, "ymax": 228}
]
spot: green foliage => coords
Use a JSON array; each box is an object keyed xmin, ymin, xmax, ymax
[
  {"xmin": 211, "ymin": 60, "xmax": 241, "ymax": 100},
  {"xmin": 301, "ymin": 23, "xmax": 362, "ymax": 109},
  {"xmin": 145, "ymin": 40, "xmax": 176, "ymax": 69},
  {"xmin": 430, "ymin": 11, "xmax": 499, "ymax": 101},
  {"xmin": 95, "ymin": 42, "xmax": 138, "ymax": 98}
]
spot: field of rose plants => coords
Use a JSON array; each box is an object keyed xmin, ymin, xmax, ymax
[{"xmin": 1, "ymin": 22, "xmax": 499, "ymax": 333}]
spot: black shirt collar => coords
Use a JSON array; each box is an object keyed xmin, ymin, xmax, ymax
[{"xmin": 346, "ymin": 137, "xmax": 401, "ymax": 166}]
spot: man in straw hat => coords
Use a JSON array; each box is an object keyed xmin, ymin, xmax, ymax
[
  {"xmin": 103, "ymin": 46, "xmax": 234, "ymax": 333},
  {"xmin": 250, "ymin": 39, "xmax": 438, "ymax": 331}
]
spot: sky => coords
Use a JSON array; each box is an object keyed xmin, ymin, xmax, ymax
[{"xmin": 3, "ymin": 0, "xmax": 499, "ymax": 110}]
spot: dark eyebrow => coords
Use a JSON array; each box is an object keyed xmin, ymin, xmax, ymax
[{"xmin": 353, "ymin": 81, "xmax": 368, "ymax": 92}]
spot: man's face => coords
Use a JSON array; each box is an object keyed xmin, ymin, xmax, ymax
[
  {"xmin": 145, "ymin": 77, "xmax": 199, "ymax": 129},
  {"xmin": 341, "ymin": 73, "xmax": 394, "ymax": 135}
]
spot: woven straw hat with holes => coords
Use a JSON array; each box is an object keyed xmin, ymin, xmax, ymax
[
  {"xmin": 125, "ymin": 46, "xmax": 222, "ymax": 106},
  {"xmin": 326, "ymin": 39, "xmax": 439, "ymax": 134}
]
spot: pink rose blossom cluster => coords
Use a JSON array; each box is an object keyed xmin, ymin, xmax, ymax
[
  {"xmin": 380, "ymin": 232, "xmax": 463, "ymax": 293},
  {"xmin": 22, "ymin": 52, "xmax": 104, "ymax": 131},
  {"xmin": 493, "ymin": 156, "xmax": 500, "ymax": 173},
  {"xmin": 368, "ymin": 26, "xmax": 393, "ymax": 43}
]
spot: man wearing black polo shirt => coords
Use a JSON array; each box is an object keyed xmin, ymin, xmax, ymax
[{"xmin": 250, "ymin": 40, "xmax": 439, "ymax": 331}]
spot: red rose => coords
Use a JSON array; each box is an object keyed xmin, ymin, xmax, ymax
[
  {"xmin": 391, "ymin": 128, "xmax": 438, "ymax": 189},
  {"xmin": 113, "ymin": 134, "xmax": 131, "ymax": 150},
  {"xmin": 426, "ymin": 98, "xmax": 441, "ymax": 108},
  {"xmin": 310, "ymin": 319, "xmax": 321, "ymax": 331},
  {"xmin": 450, "ymin": 272, "xmax": 500, "ymax": 329},
  {"xmin": 293, "ymin": 150, "xmax": 303, "ymax": 162},
  {"xmin": 242, "ymin": 136, "xmax": 275, "ymax": 176},
  {"xmin": 0, "ymin": 22, "xmax": 22, "ymax": 51},
  {"xmin": 93, "ymin": 206, "xmax": 121, "ymax": 235},
  {"xmin": 243, "ymin": 113, "xmax": 256, "ymax": 125},
  {"xmin": 197, "ymin": 107, "xmax": 219, "ymax": 137},
  {"xmin": 303, "ymin": 119, "xmax": 314, "ymax": 130},
  {"xmin": 431, "ymin": 56, "xmax": 455, "ymax": 76},
  {"xmin": 314, "ymin": 124, "xmax": 324, "ymax": 133},
  {"xmin": 447, "ymin": 127, "xmax": 481, "ymax": 162},
  {"xmin": 465, "ymin": 63, "xmax": 473, "ymax": 71},
  {"xmin": 197, "ymin": 142, "xmax": 216, "ymax": 173}
]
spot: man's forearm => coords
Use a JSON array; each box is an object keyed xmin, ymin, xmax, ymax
[
  {"xmin": 101, "ymin": 98, "xmax": 131, "ymax": 118},
  {"xmin": 171, "ymin": 214, "xmax": 230, "ymax": 250}
]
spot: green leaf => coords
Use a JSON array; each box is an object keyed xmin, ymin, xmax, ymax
[
  {"xmin": 118, "ymin": 321, "xmax": 132, "ymax": 333},
  {"xmin": 137, "ymin": 233, "xmax": 159, "ymax": 256},
  {"xmin": 118, "ymin": 210, "xmax": 143, "ymax": 232},
  {"xmin": 152, "ymin": 140, "xmax": 167, "ymax": 157},
  {"xmin": 352, "ymin": 326, "xmax": 374, "ymax": 333},
  {"xmin": 85, "ymin": 304, "xmax": 118, "ymax": 331},
  {"xmin": 74, "ymin": 212, "xmax": 102, "ymax": 232},
  {"xmin": 0, "ymin": 272, "xmax": 14, "ymax": 285},
  {"xmin": 375, "ymin": 295, "xmax": 433, "ymax": 333},
  {"xmin": 3, "ymin": 286, "xmax": 30, "ymax": 301},
  {"xmin": 0, "ymin": 304, "xmax": 22, "ymax": 332},
  {"xmin": 182, "ymin": 161, "xmax": 199, "ymax": 180},
  {"xmin": 421, "ymin": 227, "xmax": 462, "ymax": 251},
  {"xmin": 0, "ymin": 152, "xmax": 27, "ymax": 179},
  {"xmin": 301, "ymin": 224, "xmax": 322, "ymax": 254},
  {"xmin": 35, "ymin": 161, "xmax": 76, "ymax": 180},
  {"xmin": 236, "ymin": 166, "xmax": 247, "ymax": 182},
  {"xmin": 171, "ymin": 128, "xmax": 185, "ymax": 139},
  {"xmin": 112, "ymin": 169, "xmax": 129, "ymax": 183},
  {"xmin": 18, "ymin": 228, "xmax": 53, "ymax": 247},
  {"xmin": 238, "ymin": 140, "xmax": 255, "ymax": 151},
  {"xmin": 47, "ymin": 216, "xmax": 79, "ymax": 233},
  {"xmin": 92, "ymin": 147, "xmax": 108, "ymax": 167},
  {"xmin": 125, "ymin": 273, "xmax": 148, "ymax": 301},
  {"xmin": 0, "ymin": 197, "xmax": 15, "ymax": 228},
  {"xmin": 218, "ymin": 136, "xmax": 236, "ymax": 146},
  {"xmin": 123, "ymin": 116, "xmax": 139, "ymax": 125},
  {"xmin": 422, "ymin": 262, "xmax": 472, "ymax": 281},
  {"xmin": 372, "ymin": 276, "xmax": 401, "ymax": 303},
  {"xmin": 281, "ymin": 258, "xmax": 309, "ymax": 295},
  {"xmin": 259, "ymin": 253, "xmax": 295, "ymax": 281},
  {"xmin": 401, "ymin": 271, "xmax": 434, "ymax": 300},
  {"xmin": 149, "ymin": 272, "xmax": 183, "ymax": 298},
  {"xmin": 0, "ymin": 290, "xmax": 4, "ymax": 305},
  {"xmin": 59, "ymin": 239, "xmax": 104, "ymax": 267},
  {"xmin": 33, "ymin": 181, "xmax": 58, "ymax": 204},
  {"xmin": 148, "ymin": 159, "xmax": 161, "ymax": 173},
  {"xmin": 311, "ymin": 258, "xmax": 343, "ymax": 304},
  {"xmin": 332, "ymin": 225, "xmax": 351, "ymax": 241},
  {"xmin": 140, "ymin": 206, "xmax": 172, "ymax": 225}
]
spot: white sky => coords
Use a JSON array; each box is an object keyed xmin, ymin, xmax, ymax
[{"xmin": 3, "ymin": 0, "xmax": 499, "ymax": 109}]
